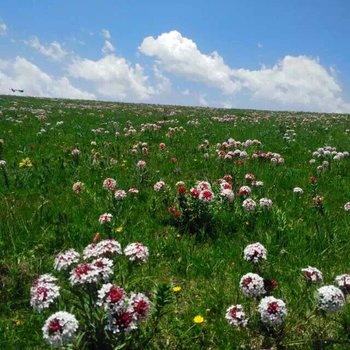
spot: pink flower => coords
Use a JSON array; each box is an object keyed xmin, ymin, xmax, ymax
[
  {"xmin": 136, "ymin": 160, "xmax": 146, "ymax": 169},
  {"xmin": 124, "ymin": 243, "xmax": 149, "ymax": 263},
  {"xmin": 72, "ymin": 181, "xmax": 84, "ymax": 193},
  {"xmin": 99, "ymin": 213, "xmax": 113, "ymax": 225},
  {"xmin": 103, "ymin": 178, "xmax": 117, "ymax": 191}
]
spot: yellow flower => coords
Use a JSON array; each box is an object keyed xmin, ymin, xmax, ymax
[
  {"xmin": 193, "ymin": 315, "xmax": 205, "ymax": 324},
  {"xmin": 19, "ymin": 157, "xmax": 33, "ymax": 167},
  {"xmin": 115, "ymin": 226, "xmax": 124, "ymax": 233},
  {"xmin": 172, "ymin": 286, "xmax": 182, "ymax": 293}
]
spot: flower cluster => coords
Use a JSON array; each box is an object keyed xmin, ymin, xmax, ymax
[
  {"xmin": 54, "ymin": 249, "xmax": 80, "ymax": 271},
  {"xmin": 316, "ymin": 285, "xmax": 345, "ymax": 312},
  {"xmin": 225, "ymin": 304, "xmax": 248, "ymax": 327},
  {"xmin": 302, "ymin": 266, "xmax": 323, "ymax": 283},
  {"xmin": 30, "ymin": 274, "xmax": 60, "ymax": 312},
  {"xmin": 239, "ymin": 273, "xmax": 265, "ymax": 298},
  {"xmin": 258, "ymin": 296, "xmax": 287, "ymax": 326},
  {"xmin": 124, "ymin": 243, "xmax": 149, "ymax": 263},
  {"xmin": 243, "ymin": 243, "xmax": 267, "ymax": 264}
]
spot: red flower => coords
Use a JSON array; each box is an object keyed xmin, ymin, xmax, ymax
[
  {"xmin": 309, "ymin": 176, "xmax": 318, "ymax": 183},
  {"xmin": 178, "ymin": 186, "xmax": 186, "ymax": 194},
  {"xmin": 93, "ymin": 232, "xmax": 101, "ymax": 243}
]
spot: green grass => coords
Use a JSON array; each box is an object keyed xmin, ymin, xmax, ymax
[{"xmin": 1, "ymin": 95, "xmax": 350, "ymax": 349}]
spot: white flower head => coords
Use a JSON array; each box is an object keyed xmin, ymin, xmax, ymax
[
  {"xmin": 239, "ymin": 273, "xmax": 265, "ymax": 297},
  {"xmin": 317, "ymin": 285, "xmax": 345, "ymax": 312},
  {"xmin": 244, "ymin": 243, "xmax": 267, "ymax": 264},
  {"xmin": 258, "ymin": 296, "xmax": 287, "ymax": 326},
  {"xmin": 225, "ymin": 304, "xmax": 248, "ymax": 327}
]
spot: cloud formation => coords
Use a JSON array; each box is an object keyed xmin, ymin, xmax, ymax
[
  {"xmin": 0, "ymin": 22, "xmax": 7, "ymax": 36},
  {"xmin": 0, "ymin": 57, "xmax": 94, "ymax": 99},
  {"xmin": 140, "ymin": 30, "xmax": 350, "ymax": 112},
  {"xmin": 25, "ymin": 36, "xmax": 67, "ymax": 61}
]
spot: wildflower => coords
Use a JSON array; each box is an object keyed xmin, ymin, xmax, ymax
[
  {"xmin": 316, "ymin": 285, "xmax": 345, "ymax": 312},
  {"xmin": 103, "ymin": 178, "xmax": 117, "ymax": 191},
  {"xmin": 199, "ymin": 189, "xmax": 215, "ymax": 203},
  {"xmin": 344, "ymin": 202, "xmax": 350, "ymax": 212},
  {"xmin": 83, "ymin": 239, "xmax": 122, "ymax": 259},
  {"xmin": 115, "ymin": 226, "xmax": 124, "ymax": 233},
  {"xmin": 172, "ymin": 286, "xmax": 182, "ymax": 293},
  {"xmin": 220, "ymin": 188, "xmax": 234, "ymax": 202},
  {"xmin": 99, "ymin": 213, "xmax": 113, "ymax": 225},
  {"xmin": 242, "ymin": 198, "xmax": 257, "ymax": 212},
  {"xmin": 93, "ymin": 233, "xmax": 101, "ymax": 242},
  {"xmin": 293, "ymin": 187, "xmax": 304, "ymax": 194},
  {"xmin": 42, "ymin": 311, "xmax": 79, "ymax": 347},
  {"xmin": 72, "ymin": 148, "xmax": 80, "ymax": 158},
  {"xmin": 91, "ymin": 257, "xmax": 114, "ymax": 280},
  {"xmin": 72, "ymin": 181, "xmax": 84, "ymax": 194},
  {"xmin": 243, "ymin": 243, "xmax": 267, "ymax": 264},
  {"xmin": 98, "ymin": 283, "xmax": 126, "ymax": 311},
  {"xmin": 239, "ymin": 273, "xmax": 265, "ymax": 297},
  {"xmin": 259, "ymin": 198, "xmax": 273, "ymax": 209},
  {"xmin": 129, "ymin": 293, "xmax": 151, "ymax": 321},
  {"xmin": 30, "ymin": 275, "xmax": 60, "ymax": 312},
  {"xmin": 238, "ymin": 186, "xmax": 252, "ymax": 196},
  {"xmin": 124, "ymin": 243, "xmax": 149, "ymax": 263},
  {"xmin": 159, "ymin": 143, "xmax": 166, "ymax": 150},
  {"xmin": 193, "ymin": 315, "xmax": 205, "ymax": 324},
  {"xmin": 114, "ymin": 189, "xmax": 127, "ymax": 200},
  {"xmin": 302, "ymin": 266, "xmax": 323, "ymax": 283},
  {"xmin": 107, "ymin": 309, "xmax": 137, "ymax": 333},
  {"xmin": 335, "ymin": 274, "xmax": 350, "ymax": 294},
  {"xmin": 245, "ymin": 173, "xmax": 255, "ymax": 181},
  {"xmin": 69, "ymin": 262, "xmax": 100, "ymax": 285},
  {"xmin": 19, "ymin": 157, "xmax": 33, "ymax": 167},
  {"xmin": 308, "ymin": 176, "xmax": 318, "ymax": 183},
  {"xmin": 0, "ymin": 160, "xmax": 6, "ymax": 168},
  {"xmin": 128, "ymin": 188, "xmax": 139, "ymax": 194},
  {"xmin": 153, "ymin": 180, "xmax": 166, "ymax": 192},
  {"xmin": 136, "ymin": 160, "xmax": 146, "ymax": 169},
  {"xmin": 225, "ymin": 305, "xmax": 248, "ymax": 327},
  {"xmin": 54, "ymin": 249, "xmax": 80, "ymax": 271},
  {"xmin": 258, "ymin": 296, "xmax": 287, "ymax": 326},
  {"xmin": 313, "ymin": 196, "xmax": 324, "ymax": 207}
]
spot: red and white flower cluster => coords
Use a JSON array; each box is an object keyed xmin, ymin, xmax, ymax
[
  {"xmin": 243, "ymin": 243, "xmax": 267, "ymax": 264},
  {"xmin": 54, "ymin": 249, "xmax": 80, "ymax": 271},
  {"xmin": 83, "ymin": 239, "xmax": 122, "ymax": 259},
  {"xmin": 42, "ymin": 311, "xmax": 79, "ymax": 347},
  {"xmin": 301, "ymin": 266, "xmax": 323, "ymax": 283},
  {"xmin": 239, "ymin": 273, "xmax": 265, "ymax": 298},
  {"xmin": 103, "ymin": 178, "xmax": 117, "ymax": 191},
  {"xmin": 316, "ymin": 285, "xmax": 345, "ymax": 312},
  {"xmin": 190, "ymin": 181, "xmax": 215, "ymax": 203},
  {"xmin": 30, "ymin": 274, "xmax": 60, "ymax": 312},
  {"xmin": 258, "ymin": 296, "xmax": 287, "ymax": 326},
  {"xmin": 225, "ymin": 304, "xmax": 248, "ymax": 327},
  {"xmin": 124, "ymin": 242, "xmax": 149, "ymax": 263},
  {"xmin": 153, "ymin": 180, "xmax": 166, "ymax": 192}
]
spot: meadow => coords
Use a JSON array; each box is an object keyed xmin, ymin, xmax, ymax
[{"xmin": 1, "ymin": 95, "xmax": 350, "ymax": 349}]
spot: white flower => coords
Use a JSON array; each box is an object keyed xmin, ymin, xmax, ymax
[
  {"xmin": 99, "ymin": 213, "xmax": 113, "ymax": 224},
  {"xmin": 239, "ymin": 273, "xmax": 265, "ymax": 297},
  {"xmin": 238, "ymin": 186, "xmax": 252, "ymax": 196},
  {"xmin": 259, "ymin": 198, "xmax": 273, "ymax": 209},
  {"xmin": 344, "ymin": 202, "xmax": 350, "ymax": 212},
  {"xmin": 302, "ymin": 266, "xmax": 323, "ymax": 283},
  {"xmin": 54, "ymin": 249, "xmax": 80, "ymax": 271},
  {"xmin": 83, "ymin": 240, "xmax": 122, "ymax": 259},
  {"xmin": 153, "ymin": 181, "xmax": 166, "ymax": 192},
  {"xmin": 114, "ymin": 189, "xmax": 127, "ymax": 200},
  {"xmin": 103, "ymin": 178, "xmax": 117, "ymax": 191},
  {"xmin": 31, "ymin": 276, "xmax": 60, "ymax": 312},
  {"xmin": 69, "ymin": 262, "xmax": 100, "ymax": 285},
  {"xmin": 316, "ymin": 285, "xmax": 345, "ymax": 312},
  {"xmin": 243, "ymin": 243, "xmax": 267, "ymax": 264},
  {"xmin": 335, "ymin": 274, "xmax": 350, "ymax": 294},
  {"xmin": 136, "ymin": 160, "xmax": 146, "ymax": 169},
  {"xmin": 242, "ymin": 198, "xmax": 256, "ymax": 212},
  {"xmin": 42, "ymin": 311, "xmax": 79, "ymax": 348},
  {"xmin": 124, "ymin": 243, "xmax": 149, "ymax": 263},
  {"xmin": 0, "ymin": 160, "xmax": 6, "ymax": 167},
  {"xmin": 72, "ymin": 181, "xmax": 84, "ymax": 193},
  {"xmin": 225, "ymin": 304, "xmax": 248, "ymax": 327},
  {"xmin": 198, "ymin": 189, "xmax": 215, "ymax": 203},
  {"xmin": 293, "ymin": 187, "xmax": 304, "ymax": 194},
  {"xmin": 258, "ymin": 296, "xmax": 287, "ymax": 326},
  {"xmin": 97, "ymin": 283, "xmax": 127, "ymax": 311},
  {"xmin": 220, "ymin": 189, "xmax": 234, "ymax": 202},
  {"xmin": 129, "ymin": 293, "xmax": 151, "ymax": 321},
  {"xmin": 91, "ymin": 257, "xmax": 114, "ymax": 280}
]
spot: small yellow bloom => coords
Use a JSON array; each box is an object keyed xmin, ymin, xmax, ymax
[
  {"xmin": 193, "ymin": 315, "xmax": 205, "ymax": 324},
  {"xmin": 19, "ymin": 157, "xmax": 33, "ymax": 167},
  {"xmin": 13, "ymin": 319, "xmax": 23, "ymax": 326},
  {"xmin": 115, "ymin": 226, "xmax": 124, "ymax": 233},
  {"xmin": 172, "ymin": 286, "xmax": 182, "ymax": 293}
]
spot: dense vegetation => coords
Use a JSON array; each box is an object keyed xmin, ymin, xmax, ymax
[{"xmin": 1, "ymin": 95, "xmax": 350, "ymax": 349}]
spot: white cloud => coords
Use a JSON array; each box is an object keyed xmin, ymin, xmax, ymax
[
  {"xmin": 139, "ymin": 30, "xmax": 350, "ymax": 113},
  {"xmin": 101, "ymin": 29, "xmax": 111, "ymax": 39},
  {"xmin": 67, "ymin": 54, "xmax": 155, "ymax": 101},
  {"xmin": 139, "ymin": 30, "xmax": 240, "ymax": 94},
  {"xmin": 25, "ymin": 36, "xmax": 67, "ymax": 61},
  {"xmin": 0, "ymin": 22, "xmax": 7, "ymax": 36},
  {"xmin": 233, "ymin": 56, "xmax": 349, "ymax": 112},
  {"xmin": 198, "ymin": 94, "xmax": 208, "ymax": 106},
  {"xmin": 102, "ymin": 40, "xmax": 115, "ymax": 55},
  {"xmin": 0, "ymin": 56, "xmax": 95, "ymax": 100}
]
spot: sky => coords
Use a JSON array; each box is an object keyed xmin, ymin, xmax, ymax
[{"xmin": 0, "ymin": 0, "xmax": 349, "ymax": 112}]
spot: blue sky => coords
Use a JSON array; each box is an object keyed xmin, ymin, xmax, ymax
[{"xmin": 0, "ymin": 0, "xmax": 349, "ymax": 112}]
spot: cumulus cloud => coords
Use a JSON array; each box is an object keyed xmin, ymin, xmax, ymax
[
  {"xmin": 101, "ymin": 29, "xmax": 111, "ymax": 39},
  {"xmin": 102, "ymin": 40, "xmax": 115, "ymax": 55},
  {"xmin": 139, "ymin": 30, "xmax": 240, "ymax": 94},
  {"xmin": 0, "ymin": 22, "xmax": 7, "ymax": 36},
  {"xmin": 139, "ymin": 30, "xmax": 350, "ymax": 113},
  {"xmin": 25, "ymin": 36, "xmax": 67, "ymax": 61},
  {"xmin": 67, "ymin": 54, "xmax": 155, "ymax": 101},
  {"xmin": 0, "ymin": 56, "xmax": 95, "ymax": 99}
]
